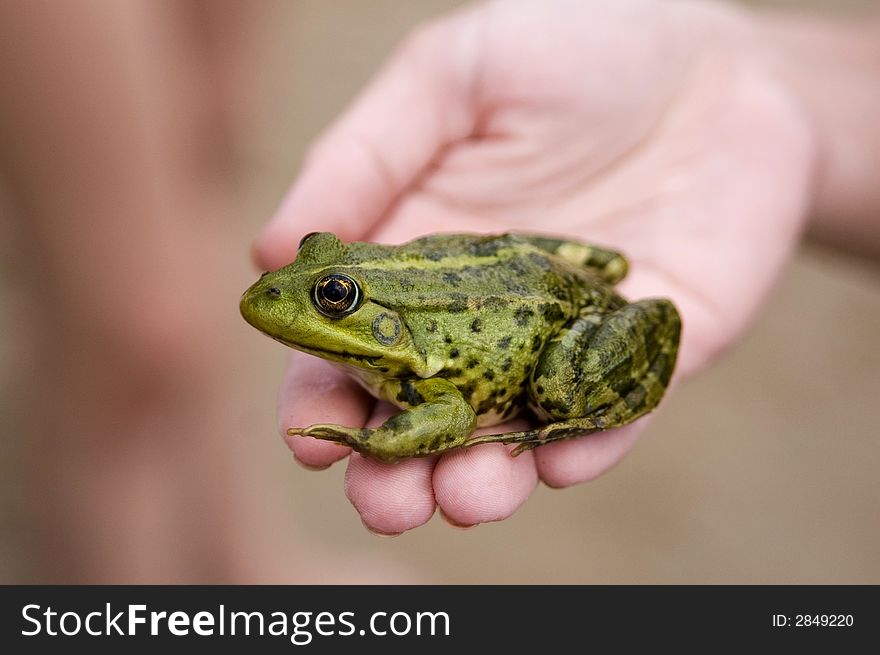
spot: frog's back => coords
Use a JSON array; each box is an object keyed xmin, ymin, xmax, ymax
[
  {"xmin": 343, "ymin": 233, "xmax": 582, "ymax": 314},
  {"xmin": 344, "ymin": 233, "xmax": 623, "ymax": 309},
  {"xmin": 340, "ymin": 233, "xmax": 625, "ymax": 424}
]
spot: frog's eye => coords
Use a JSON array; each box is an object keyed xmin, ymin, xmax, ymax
[
  {"xmin": 312, "ymin": 274, "xmax": 361, "ymax": 317},
  {"xmin": 298, "ymin": 232, "xmax": 319, "ymax": 252}
]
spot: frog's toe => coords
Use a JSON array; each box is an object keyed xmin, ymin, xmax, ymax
[
  {"xmin": 288, "ymin": 424, "xmax": 367, "ymax": 447},
  {"xmin": 510, "ymin": 441, "xmax": 540, "ymax": 456},
  {"xmin": 467, "ymin": 424, "xmax": 599, "ymax": 456},
  {"xmin": 465, "ymin": 428, "xmax": 541, "ymax": 451}
]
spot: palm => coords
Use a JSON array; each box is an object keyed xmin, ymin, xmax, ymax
[
  {"xmin": 258, "ymin": 0, "xmax": 815, "ymax": 534},
  {"xmin": 379, "ymin": 0, "xmax": 811, "ymax": 376}
]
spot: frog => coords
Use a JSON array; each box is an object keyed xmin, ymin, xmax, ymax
[{"xmin": 240, "ymin": 232, "xmax": 681, "ymax": 463}]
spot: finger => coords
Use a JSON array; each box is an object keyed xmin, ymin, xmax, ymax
[
  {"xmin": 278, "ymin": 351, "xmax": 373, "ymax": 469},
  {"xmin": 343, "ymin": 402, "xmax": 437, "ymax": 535},
  {"xmin": 345, "ymin": 454, "xmax": 437, "ymax": 536},
  {"xmin": 535, "ymin": 420, "xmax": 646, "ymax": 488},
  {"xmin": 433, "ymin": 424, "xmax": 539, "ymax": 527},
  {"xmin": 253, "ymin": 16, "xmax": 478, "ymax": 270}
]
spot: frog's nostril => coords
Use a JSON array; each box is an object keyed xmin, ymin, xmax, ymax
[{"xmin": 266, "ymin": 287, "xmax": 282, "ymax": 299}]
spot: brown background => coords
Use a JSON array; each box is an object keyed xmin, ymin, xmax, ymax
[{"xmin": 1, "ymin": 0, "xmax": 878, "ymax": 583}]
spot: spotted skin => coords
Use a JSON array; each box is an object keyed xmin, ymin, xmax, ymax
[
  {"xmin": 240, "ymin": 232, "xmax": 681, "ymax": 462},
  {"xmin": 303, "ymin": 377, "xmax": 476, "ymax": 460},
  {"xmin": 467, "ymin": 299, "xmax": 680, "ymax": 455}
]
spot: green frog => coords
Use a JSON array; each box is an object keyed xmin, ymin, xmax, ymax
[{"xmin": 240, "ymin": 232, "xmax": 680, "ymax": 462}]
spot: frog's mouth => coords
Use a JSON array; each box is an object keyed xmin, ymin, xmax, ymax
[
  {"xmin": 270, "ymin": 336, "xmax": 384, "ymax": 368},
  {"xmin": 240, "ymin": 283, "xmax": 386, "ymax": 369}
]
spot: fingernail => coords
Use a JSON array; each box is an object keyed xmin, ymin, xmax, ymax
[
  {"xmin": 292, "ymin": 452, "xmax": 331, "ymax": 472},
  {"xmin": 361, "ymin": 519, "xmax": 402, "ymax": 538},
  {"xmin": 438, "ymin": 508, "xmax": 477, "ymax": 530}
]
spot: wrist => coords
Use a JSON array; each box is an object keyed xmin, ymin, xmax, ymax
[{"xmin": 752, "ymin": 5, "xmax": 880, "ymax": 256}]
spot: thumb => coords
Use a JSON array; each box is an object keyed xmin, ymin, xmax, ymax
[{"xmin": 253, "ymin": 14, "xmax": 479, "ymax": 270}]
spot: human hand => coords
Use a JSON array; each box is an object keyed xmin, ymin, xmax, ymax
[{"xmin": 253, "ymin": 0, "xmax": 816, "ymax": 534}]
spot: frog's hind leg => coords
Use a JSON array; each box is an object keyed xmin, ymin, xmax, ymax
[
  {"xmin": 467, "ymin": 299, "xmax": 680, "ymax": 456},
  {"xmin": 515, "ymin": 235, "xmax": 628, "ymax": 284}
]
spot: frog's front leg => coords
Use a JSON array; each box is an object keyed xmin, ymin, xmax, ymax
[
  {"xmin": 468, "ymin": 299, "xmax": 680, "ymax": 455},
  {"xmin": 288, "ymin": 378, "xmax": 476, "ymax": 462}
]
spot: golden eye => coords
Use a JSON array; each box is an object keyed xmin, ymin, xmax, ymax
[{"xmin": 312, "ymin": 274, "xmax": 361, "ymax": 317}]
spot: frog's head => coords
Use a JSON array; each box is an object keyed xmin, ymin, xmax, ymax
[{"xmin": 240, "ymin": 232, "xmax": 425, "ymax": 374}]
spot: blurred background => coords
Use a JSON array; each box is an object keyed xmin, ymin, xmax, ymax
[{"xmin": 1, "ymin": 0, "xmax": 878, "ymax": 583}]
